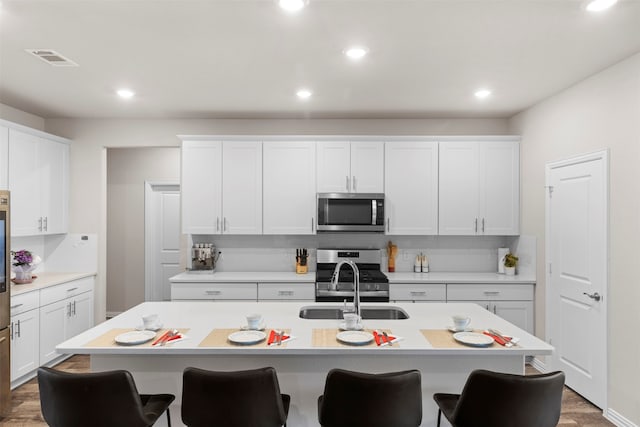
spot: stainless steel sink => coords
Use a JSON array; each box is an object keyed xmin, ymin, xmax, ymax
[{"xmin": 299, "ymin": 306, "xmax": 409, "ymax": 320}]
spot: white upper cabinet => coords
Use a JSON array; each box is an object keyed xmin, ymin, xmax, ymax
[
  {"xmin": 181, "ymin": 140, "xmax": 262, "ymax": 235},
  {"xmin": 263, "ymin": 141, "xmax": 316, "ymax": 234},
  {"xmin": 317, "ymin": 141, "xmax": 383, "ymax": 193},
  {"xmin": 439, "ymin": 141, "xmax": 519, "ymax": 235},
  {"xmin": 181, "ymin": 140, "xmax": 222, "ymax": 234},
  {"xmin": 0, "ymin": 125, "xmax": 8, "ymax": 190},
  {"xmin": 8, "ymin": 129, "xmax": 69, "ymax": 236},
  {"xmin": 385, "ymin": 141, "xmax": 438, "ymax": 235},
  {"xmin": 221, "ymin": 142, "xmax": 262, "ymax": 234}
]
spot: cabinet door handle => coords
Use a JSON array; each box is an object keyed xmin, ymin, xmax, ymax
[
  {"xmin": 475, "ymin": 218, "xmax": 478, "ymax": 233},
  {"xmin": 311, "ymin": 217, "xmax": 315, "ymax": 233},
  {"xmin": 67, "ymin": 302, "xmax": 72, "ymax": 317},
  {"xmin": 482, "ymin": 218, "xmax": 485, "ymax": 233},
  {"xmin": 387, "ymin": 218, "xmax": 390, "ymax": 232},
  {"xmin": 493, "ymin": 305, "xmax": 497, "ymax": 314},
  {"xmin": 346, "ymin": 176, "xmax": 350, "ymax": 192},
  {"xmin": 44, "ymin": 216, "xmax": 48, "ymax": 231},
  {"xmin": 73, "ymin": 300, "xmax": 77, "ymax": 315},
  {"xmin": 410, "ymin": 291, "xmax": 426, "ymax": 296},
  {"xmin": 205, "ymin": 290, "xmax": 222, "ymax": 296},
  {"xmin": 352, "ymin": 176, "xmax": 356, "ymax": 192},
  {"xmin": 16, "ymin": 320, "xmax": 21, "ymax": 338},
  {"xmin": 485, "ymin": 304, "xmax": 490, "ymax": 311},
  {"xmin": 38, "ymin": 217, "xmax": 43, "ymax": 232},
  {"xmin": 10, "ymin": 322, "xmax": 14, "ymax": 340},
  {"xmin": 10, "ymin": 303, "xmax": 23, "ymax": 310},
  {"xmin": 223, "ymin": 217, "xmax": 228, "ymax": 232},
  {"xmin": 278, "ymin": 291, "xmax": 294, "ymax": 296},
  {"xmin": 216, "ymin": 217, "xmax": 220, "ymax": 232}
]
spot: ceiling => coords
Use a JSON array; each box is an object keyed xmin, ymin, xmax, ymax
[{"xmin": 1, "ymin": 0, "xmax": 639, "ymax": 120}]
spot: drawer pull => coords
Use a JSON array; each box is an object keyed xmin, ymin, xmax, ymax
[
  {"xmin": 10, "ymin": 304, "xmax": 23, "ymax": 309},
  {"xmin": 66, "ymin": 287, "xmax": 79, "ymax": 292},
  {"xmin": 410, "ymin": 291, "xmax": 426, "ymax": 296},
  {"xmin": 278, "ymin": 291, "xmax": 294, "ymax": 296},
  {"xmin": 205, "ymin": 290, "xmax": 222, "ymax": 295},
  {"xmin": 483, "ymin": 291, "xmax": 500, "ymax": 296}
]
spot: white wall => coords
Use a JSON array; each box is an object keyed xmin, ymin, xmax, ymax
[
  {"xmin": 509, "ymin": 52, "xmax": 640, "ymax": 425},
  {"xmin": 0, "ymin": 102, "xmax": 45, "ymax": 130},
  {"xmin": 107, "ymin": 147, "xmax": 180, "ymax": 313}
]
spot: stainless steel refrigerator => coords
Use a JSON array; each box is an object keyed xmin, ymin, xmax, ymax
[{"xmin": 0, "ymin": 190, "xmax": 10, "ymax": 415}]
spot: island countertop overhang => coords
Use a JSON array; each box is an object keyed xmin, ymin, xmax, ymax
[{"xmin": 57, "ymin": 301, "xmax": 552, "ymax": 356}]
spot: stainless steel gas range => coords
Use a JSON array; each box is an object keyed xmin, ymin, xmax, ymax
[{"xmin": 315, "ymin": 249, "xmax": 389, "ymax": 302}]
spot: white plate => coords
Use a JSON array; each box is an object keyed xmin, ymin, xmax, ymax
[
  {"xmin": 447, "ymin": 325, "xmax": 473, "ymax": 333},
  {"xmin": 339, "ymin": 322, "xmax": 364, "ymax": 331},
  {"xmin": 453, "ymin": 332, "xmax": 494, "ymax": 347},
  {"xmin": 336, "ymin": 330, "xmax": 374, "ymax": 346},
  {"xmin": 228, "ymin": 330, "xmax": 267, "ymax": 345},
  {"xmin": 115, "ymin": 330, "xmax": 157, "ymax": 346}
]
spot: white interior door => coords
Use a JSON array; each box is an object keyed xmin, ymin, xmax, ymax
[
  {"xmin": 546, "ymin": 150, "xmax": 608, "ymax": 409},
  {"xmin": 145, "ymin": 182, "xmax": 181, "ymax": 301}
]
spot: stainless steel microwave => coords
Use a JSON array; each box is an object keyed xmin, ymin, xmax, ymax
[{"xmin": 317, "ymin": 193, "xmax": 385, "ymax": 232}]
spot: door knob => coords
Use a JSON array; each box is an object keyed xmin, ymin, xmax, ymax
[{"xmin": 583, "ymin": 292, "xmax": 601, "ymax": 301}]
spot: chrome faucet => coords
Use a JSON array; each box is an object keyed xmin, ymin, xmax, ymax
[{"xmin": 331, "ymin": 259, "xmax": 360, "ymax": 318}]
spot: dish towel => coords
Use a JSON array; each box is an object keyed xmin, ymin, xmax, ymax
[
  {"xmin": 373, "ymin": 330, "xmax": 401, "ymax": 347},
  {"xmin": 267, "ymin": 329, "xmax": 293, "ymax": 346}
]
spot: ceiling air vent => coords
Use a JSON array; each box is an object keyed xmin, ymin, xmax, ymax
[{"xmin": 25, "ymin": 49, "xmax": 78, "ymax": 67}]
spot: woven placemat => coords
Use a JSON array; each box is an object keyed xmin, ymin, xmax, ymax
[
  {"xmin": 84, "ymin": 328, "xmax": 189, "ymax": 348},
  {"xmin": 312, "ymin": 328, "xmax": 396, "ymax": 348},
  {"xmin": 421, "ymin": 329, "xmax": 510, "ymax": 349},
  {"xmin": 198, "ymin": 328, "xmax": 291, "ymax": 348}
]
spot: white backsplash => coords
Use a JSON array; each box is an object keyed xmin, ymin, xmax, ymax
[
  {"xmin": 188, "ymin": 234, "xmax": 536, "ymax": 278},
  {"xmin": 11, "ymin": 233, "xmax": 98, "ymax": 274}
]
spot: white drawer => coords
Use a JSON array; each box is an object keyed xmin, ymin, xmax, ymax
[
  {"xmin": 389, "ymin": 283, "xmax": 446, "ymax": 301},
  {"xmin": 40, "ymin": 277, "xmax": 94, "ymax": 307},
  {"xmin": 171, "ymin": 282, "xmax": 257, "ymax": 300},
  {"xmin": 10, "ymin": 291, "xmax": 39, "ymax": 316},
  {"xmin": 446, "ymin": 283, "xmax": 534, "ymax": 301},
  {"xmin": 257, "ymin": 283, "xmax": 315, "ymax": 301}
]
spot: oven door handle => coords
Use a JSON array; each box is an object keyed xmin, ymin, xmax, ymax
[{"xmin": 371, "ymin": 200, "xmax": 377, "ymax": 225}]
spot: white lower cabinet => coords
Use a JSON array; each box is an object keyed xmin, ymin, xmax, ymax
[
  {"xmin": 390, "ymin": 283, "xmax": 446, "ymax": 303},
  {"xmin": 171, "ymin": 282, "xmax": 258, "ymax": 301},
  {"xmin": 10, "ymin": 308, "xmax": 39, "ymax": 383},
  {"xmin": 257, "ymin": 283, "xmax": 314, "ymax": 301},
  {"xmin": 446, "ymin": 283, "xmax": 534, "ymax": 334},
  {"xmin": 39, "ymin": 277, "xmax": 94, "ymax": 365},
  {"xmin": 8, "ymin": 276, "xmax": 94, "ymax": 388}
]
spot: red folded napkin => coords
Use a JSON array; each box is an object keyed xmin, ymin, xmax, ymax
[
  {"xmin": 268, "ymin": 329, "xmax": 290, "ymax": 345},
  {"xmin": 373, "ymin": 331, "xmax": 397, "ymax": 346},
  {"xmin": 482, "ymin": 331, "xmax": 512, "ymax": 346}
]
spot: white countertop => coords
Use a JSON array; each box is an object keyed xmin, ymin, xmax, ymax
[
  {"xmin": 58, "ymin": 301, "xmax": 552, "ymax": 356},
  {"xmin": 386, "ymin": 272, "xmax": 536, "ymax": 283},
  {"xmin": 170, "ymin": 271, "xmax": 534, "ymax": 284},
  {"xmin": 11, "ymin": 271, "xmax": 97, "ymax": 296},
  {"xmin": 170, "ymin": 271, "xmax": 315, "ymax": 283}
]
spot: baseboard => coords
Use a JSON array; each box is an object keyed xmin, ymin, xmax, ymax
[
  {"xmin": 530, "ymin": 357, "xmax": 547, "ymax": 373},
  {"xmin": 605, "ymin": 408, "xmax": 638, "ymax": 427}
]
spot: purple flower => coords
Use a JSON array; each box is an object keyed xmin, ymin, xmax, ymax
[{"xmin": 10, "ymin": 249, "xmax": 33, "ymax": 266}]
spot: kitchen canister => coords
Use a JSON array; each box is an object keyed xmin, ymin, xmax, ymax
[{"xmin": 497, "ymin": 248, "xmax": 509, "ymax": 274}]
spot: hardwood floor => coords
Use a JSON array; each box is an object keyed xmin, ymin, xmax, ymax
[{"xmin": 1, "ymin": 355, "xmax": 615, "ymax": 426}]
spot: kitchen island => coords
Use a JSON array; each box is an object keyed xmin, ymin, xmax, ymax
[{"xmin": 57, "ymin": 301, "xmax": 553, "ymax": 427}]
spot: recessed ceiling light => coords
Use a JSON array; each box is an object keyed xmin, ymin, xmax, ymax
[
  {"xmin": 279, "ymin": 0, "xmax": 306, "ymax": 12},
  {"xmin": 474, "ymin": 89, "xmax": 491, "ymax": 99},
  {"xmin": 586, "ymin": 0, "xmax": 618, "ymax": 12},
  {"xmin": 344, "ymin": 47, "xmax": 368, "ymax": 60},
  {"xmin": 117, "ymin": 89, "xmax": 135, "ymax": 99},
  {"xmin": 296, "ymin": 89, "xmax": 312, "ymax": 99}
]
